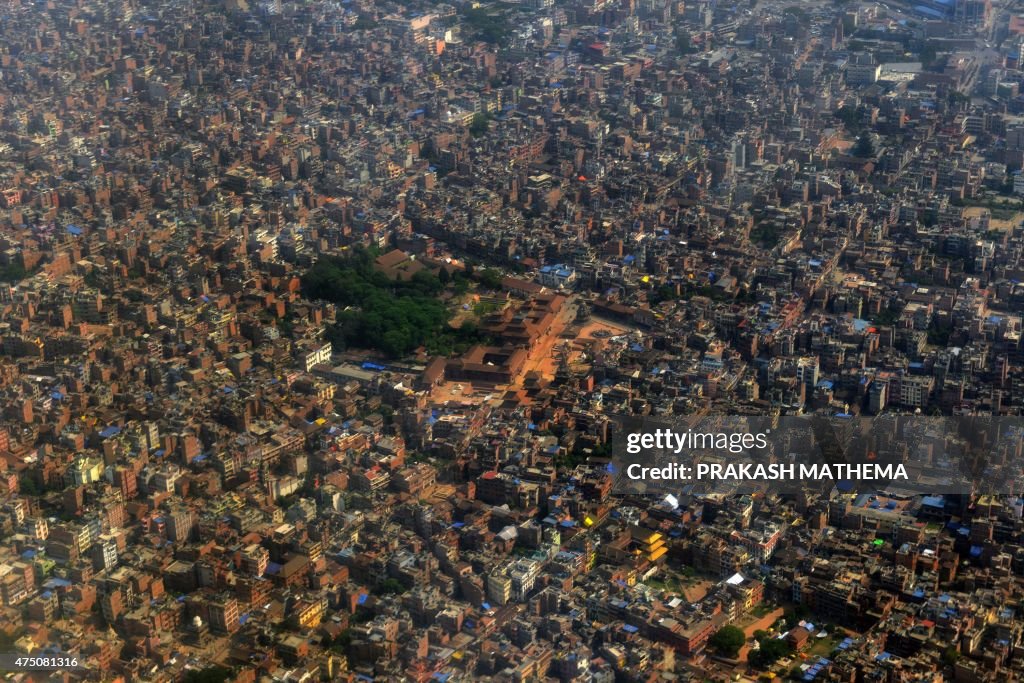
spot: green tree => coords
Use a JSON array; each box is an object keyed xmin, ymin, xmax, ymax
[
  {"xmin": 852, "ymin": 135, "xmax": 875, "ymax": 158},
  {"xmin": 834, "ymin": 105, "xmax": 863, "ymax": 134},
  {"xmin": 18, "ymin": 475, "xmax": 40, "ymax": 496},
  {"xmin": 183, "ymin": 666, "xmax": 233, "ymax": 683},
  {"xmin": 352, "ymin": 16, "xmax": 376, "ymax": 30},
  {"xmin": 374, "ymin": 578, "xmax": 407, "ymax": 595},
  {"xmin": 674, "ymin": 27, "xmax": 697, "ymax": 55},
  {"xmin": 478, "ymin": 268, "xmax": 504, "ymax": 290},
  {"xmin": 749, "ymin": 636, "xmax": 792, "ymax": 668},
  {"xmin": 0, "ymin": 262, "xmax": 28, "ymax": 283},
  {"xmin": 709, "ymin": 625, "xmax": 746, "ymax": 658},
  {"xmin": 326, "ymin": 628, "xmax": 352, "ymax": 652},
  {"xmin": 460, "ymin": 6, "xmax": 512, "ymax": 45},
  {"xmin": 783, "ymin": 604, "xmax": 810, "ymax": 627},
  {"xmin": 947, "ymin": 90, "xmax": 969, "ymax": 108},
  {"xmin": 469, "ymin": 112, "xmax": 490, "ymax": 137},
  {"xmin": 920, "ymin": 40, "xmax": 939, "ymax": 68},
  {"xmin": 942, "ymin": 646, "xmax": 960, "ymax": 666}
]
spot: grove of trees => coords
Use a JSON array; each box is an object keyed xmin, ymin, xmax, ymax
[
  {"xmin": 301, "ymin": 249, "xmax": 488, "ymax": 358},
  {"xmin": 709, "ymin": 625, "xmax": 746, "ymax": 658}
]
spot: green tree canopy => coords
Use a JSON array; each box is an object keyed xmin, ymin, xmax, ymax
[
  {"xmin": 301, "ymin": 249, "xmax": 492, "ymax": 358},
  {"xmin": 374, "ymin": 578, "xmax": 408, "ymax": 595},
  {"xmin": 469, "ymin": 112, "xmax": 490, "ymax": 137},
  {"xmin": 183, "ymin": 666, "xmax": 233, "ymax": 683},
  {"xmin": 709, "ymin": 625, "xmax": 746, "ymax": 658},
  {"xmin": 748, "ymin": 635, "xmax": 792, "ymax": 668},
  {"xmin": 852, "ymin": 134, "xmax": 875, "ymax": 158},
  {"xmin": 478, "ymin": 267, "xmax": 504, "ymax": 290}
]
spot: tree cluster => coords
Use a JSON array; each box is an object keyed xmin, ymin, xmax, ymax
[
  {"xmin": 302, "ymin": 250, "xmax": 487, "ymax": 358},
  {"xmin": 748, "ymin": 631, "xmax": 793, "ymax": 668},
  {"xmin": 459, "ymin": 6, "xmax": 512, "ymax": 46},
  {"xmin": 710, "ymin": 625, "xmax": 746, "ymax": 658}
]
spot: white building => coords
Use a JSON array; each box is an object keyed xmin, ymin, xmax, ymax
[{"xmin": 537, "ymin": 264, "xmax": 577, "ymax": 289}]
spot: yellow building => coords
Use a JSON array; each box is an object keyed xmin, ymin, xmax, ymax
[{"xmin": 631, "ymin": 528, "xmax": 668, "ymax": 562}]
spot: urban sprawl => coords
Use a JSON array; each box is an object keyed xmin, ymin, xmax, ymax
[{"xmin": 0, "ymin": 0, "xmax": 1024, "ymax": 680}]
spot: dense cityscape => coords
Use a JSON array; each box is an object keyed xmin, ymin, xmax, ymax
[{"xmin": 0, "ymin": 0, "xmax": 1023, "ymax": 679}]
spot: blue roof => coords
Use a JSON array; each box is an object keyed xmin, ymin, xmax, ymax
[
  {"xmin": 99, "ymin": 425, "xmax": 121, "ymax": 439},
  {"xmin": 66, "ymin": 225, "xmax": 82, "ymax": 235}
]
